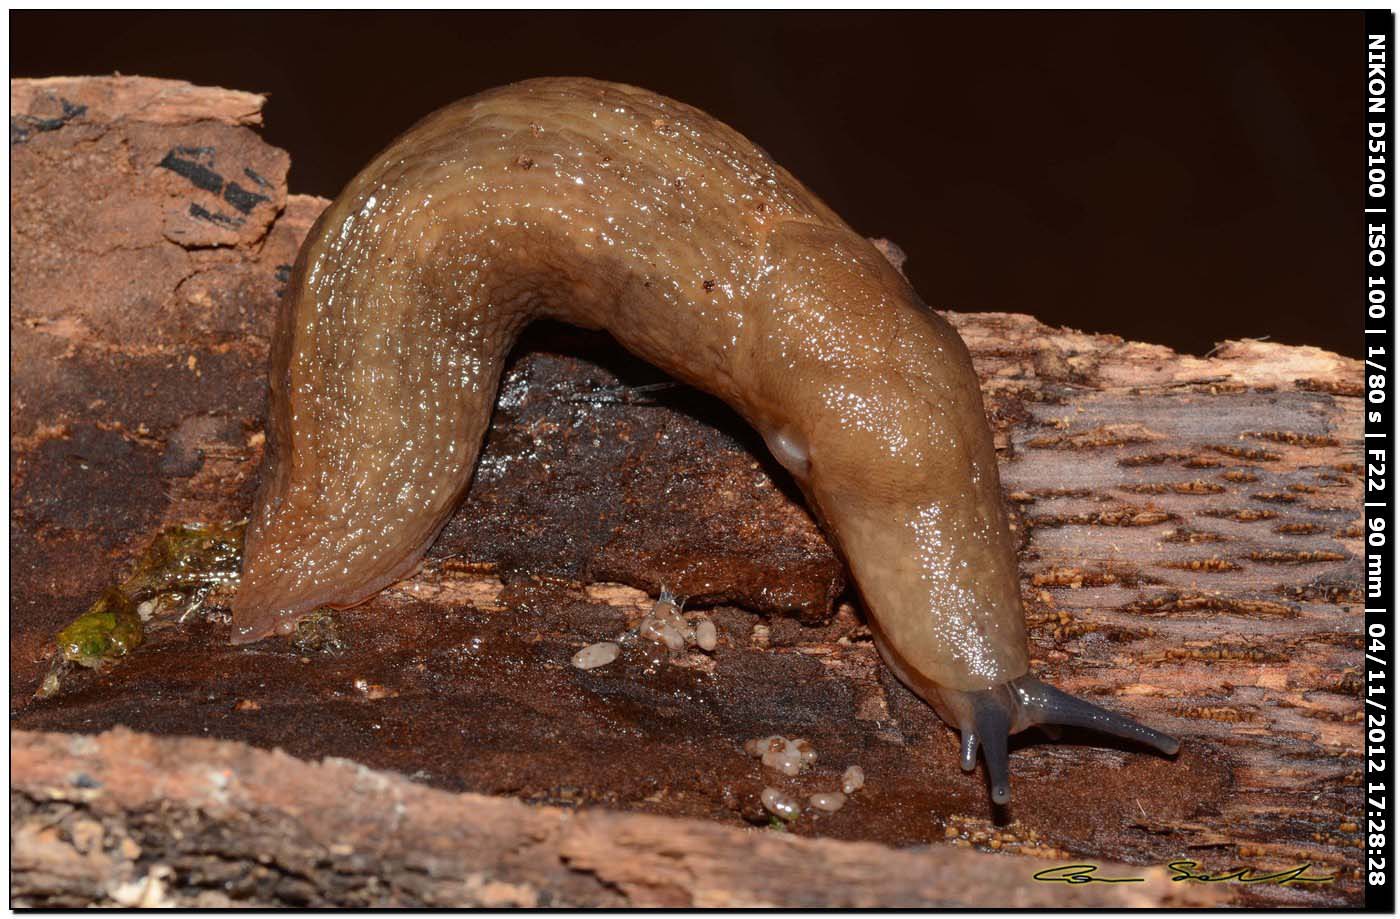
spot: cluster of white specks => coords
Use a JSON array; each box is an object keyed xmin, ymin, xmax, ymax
[
  {"xmin": 744, "ymin": 736, "xmax": 866, "ymax": 821},
  {"xmin": 760, "ymin": 787, "xmax": 802, "ymax": 821},
  {"xmin": 639, "ymin": 609, "xmax": 685, "ymax": 651},
  {"xmin": 570, "ymin": 585, "xmax": 719, "ymax": 671},
  {"xmin": 745, "ymin": 735, "xmax": 817, "ymax": 777},
  {"xmin": 571, "ymin": 641, "xmax": 620, "ymax": 670},
  {"xmin": 636, "ymin": 586, "xmax": 718, "ymax": 656}
]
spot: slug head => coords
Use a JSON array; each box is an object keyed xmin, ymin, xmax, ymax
[{"xmin": 933, "ymin": 675, "xmax": 1180, "ymax": 807}]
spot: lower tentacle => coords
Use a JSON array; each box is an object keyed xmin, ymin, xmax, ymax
[{"xmin": 970, "ymin": 692, "xmax": 1012, "ymax": 805}]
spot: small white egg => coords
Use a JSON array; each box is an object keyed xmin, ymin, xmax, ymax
[
  {"xmin": 762, "ymin": 750, "xmax": 803, "ymax": 777},
  {"xmin": 842, "ymin": 765, "xmax": 865, "ymax": 794},
  {"xmin": 760, "ymin": 787, "xmax": 801, "ymax": 821},
  {"xmin": 571, "ymin": 641, "xmax": 620, "ymax": 670},
  {"xmin": 694, "ymin": 618, "xmax": 718, "ymax": 651},
  {"xmin": 659, "ymin": 623, "xmax": 686, "ymax": 651}
]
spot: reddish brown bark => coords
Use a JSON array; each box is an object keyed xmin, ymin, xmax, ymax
[{"xmin": 10, "ymin": 76, "xmax": 1364, "ymax": 907}]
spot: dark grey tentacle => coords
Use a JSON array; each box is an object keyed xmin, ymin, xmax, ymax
[
  {"xmin": 972, "ymin": 693, "xmax": 1013, "ymax": 806},
  {"xmin": 960, "ymin": 727, "xmax": 980, "ymax": 771},
  {"xmin": 1010, "ymin": 675, "xmax": 1181, "ymax": 756},
  {"xmin": 943, "ymin": 676, "xmax": 1178, "ymax": 806}
]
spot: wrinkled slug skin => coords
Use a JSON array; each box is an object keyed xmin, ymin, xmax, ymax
[{"xmin": 234, "ymin": 78, "xmax": 1029, "ymax": 692}]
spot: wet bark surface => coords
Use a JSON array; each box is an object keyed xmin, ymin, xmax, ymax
[{"xmin": 10, "ymin": 77, "xmax": 1364, "ymax": 907}]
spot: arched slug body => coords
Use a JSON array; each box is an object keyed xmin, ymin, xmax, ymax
[{"xmin": 235, "ymin": 78, "xmax": 1177, "ymax": 804}]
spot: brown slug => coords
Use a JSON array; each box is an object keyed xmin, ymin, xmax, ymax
[{"xmin": 234, "ymin": 77, "xmax": 1178, "ymax": 804}]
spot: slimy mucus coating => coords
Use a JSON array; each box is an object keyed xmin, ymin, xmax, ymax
[{"xmin": 235, "ymin": 77, "xmax": 1178, "ymax": 805}]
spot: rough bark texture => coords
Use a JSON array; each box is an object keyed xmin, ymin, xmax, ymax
[
  {"xmin": 11, "ymin": 727, "xmax": 1227, "ymax": 908},
  {"xmin": 10, "ymin": 77, "xmax": 1365, "ymax": 907}
]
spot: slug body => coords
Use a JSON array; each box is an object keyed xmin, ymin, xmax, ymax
[{"xmin": 235, "ymin": 78, "xmax": 1176, "ymax": 803}]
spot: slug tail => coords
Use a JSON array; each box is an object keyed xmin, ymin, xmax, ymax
[
  {"xmin": 232, "ymin": 500, "xmax": 439, "ymax": 645},
  {"xmin": 1010, "ymin": 675, "xmax": 1181, "ymax": 756},
  {"xmin": 228, "ymin": 599, "xmax": 289, "ymax": 645},
  {"xmin": 229, "ymin": 522, "xmax": 326, "ymax": 645}
]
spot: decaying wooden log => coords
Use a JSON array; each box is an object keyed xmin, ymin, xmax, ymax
[
  {"xmin": 11, "ymin": 727, "xmax": 1228, "ymax": 908},
  {"xmin": 9, "ymin": 77, "xmax": 1364, "ymax": 907}
]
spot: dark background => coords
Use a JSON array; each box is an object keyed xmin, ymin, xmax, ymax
[{"xmin": 12, "ymin": 11, "xmax": 1363, "ymax": 357}]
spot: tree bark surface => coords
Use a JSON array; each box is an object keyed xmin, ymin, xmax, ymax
[{"xmin": 9, "ymin": 76, "xmax": 1364, "ymax": 907}]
